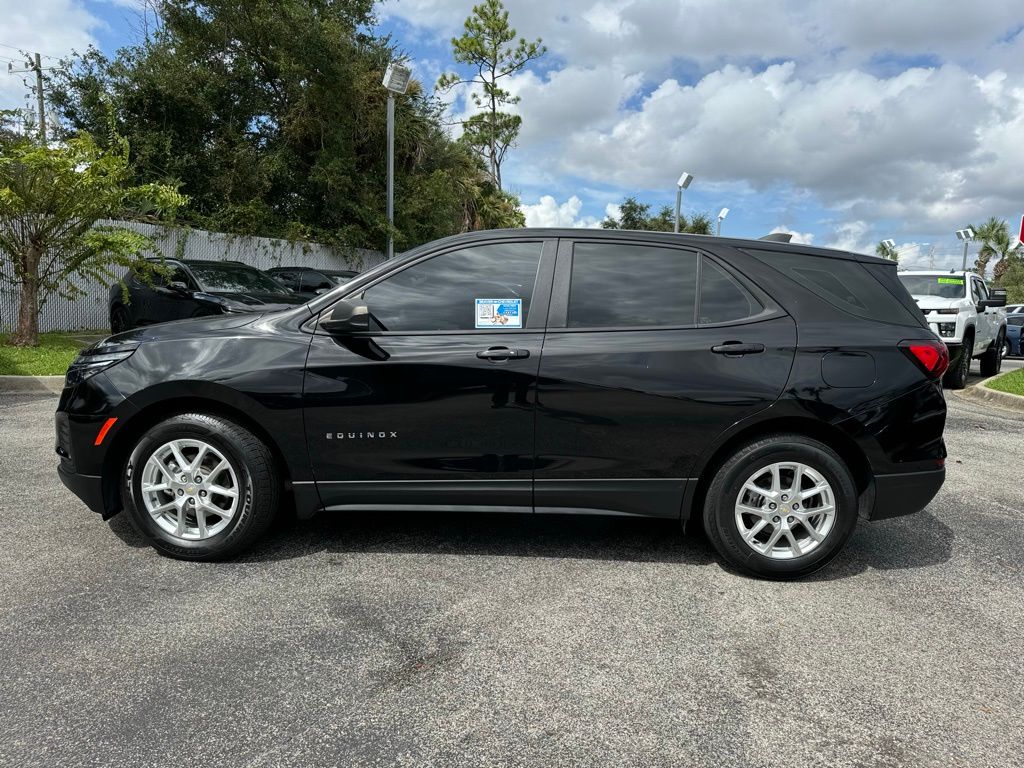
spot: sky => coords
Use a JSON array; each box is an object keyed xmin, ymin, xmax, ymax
[{"xmin": 2, "ymin": 0, "xmax": 1023, "ymax": 269}]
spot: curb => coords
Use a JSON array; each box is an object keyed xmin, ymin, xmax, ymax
[
  {"xmin": 0, "ymin": 375, "xmax": 65, "ymax": 395},
  {"xmin": 957, "ymin": 373, "xmax": 1024, "ymax": 414}
]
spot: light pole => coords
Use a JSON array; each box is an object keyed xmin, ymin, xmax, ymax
[
  {"xmin": 956, "ymin": 228, "xmax": 975, "ymax": 272},
  {"xmin": 716, "ymin": 207, "xmax": 729, "ymax": 237},
  {"xmin": 382, "ymin": 62, "xmax": 412, "ymax": 259},
  {"xmin": 674, "ymin": 172, "xmax": 694, "ymax": 233}
]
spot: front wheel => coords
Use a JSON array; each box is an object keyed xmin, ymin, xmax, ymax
[
  {"xmin": 702, "ymin": 435, "xmax": 859, "ymax": 579},
  {"xmin": 110, "ymin": 305, "xmax": 131, "ymax": 334},
  {"xmin": 121, "ymin": 413, "xmax": 279, "ymax": 560}
]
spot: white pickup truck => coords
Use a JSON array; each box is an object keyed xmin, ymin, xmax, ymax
[{"xmin": 897, "ymin": 270, "xmax": 1008, "ymax": 389}]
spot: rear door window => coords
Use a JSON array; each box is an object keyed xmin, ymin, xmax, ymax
[
  {"xmin": 567, "ymin": 243, "xmax": 697, "ymax": 327},
  {"xmin": 699, "ymin": 258, "xmax": 763, "ymax": 324}
]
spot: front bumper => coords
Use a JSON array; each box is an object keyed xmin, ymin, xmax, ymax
[
  {"xmin": 57, "ymin": 465, "xmax": 107, "ymax": 516},
  {"xmin": 868, "ymin": 468, "xmax": 945, "ymax": 520}
]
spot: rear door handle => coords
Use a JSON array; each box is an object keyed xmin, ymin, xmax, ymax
[
  {"xmin": 711, "ymin": 342, "xmax": 766, "ymax": 356},
  {"xmin": 477, "ymin": 347, "xmax": 530, "ymax": 361}
]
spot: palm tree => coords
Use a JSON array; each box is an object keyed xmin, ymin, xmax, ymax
[
  {"xmin": 970, "ymin": 217, "xmax": 1019, "ymax": 280},
  {"xmin": 875, "ymin": 241, "xmax": 900, "ymax": 261}
]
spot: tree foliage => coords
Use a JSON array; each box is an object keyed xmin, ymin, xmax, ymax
[
  {"xmin": 0, "ymin": 133, "xmax": 185, "ymax": 346},
  {"xmin": 48, "ymin": 0, "xmax": 523, "ymax": 253},
  {"xmin": 601, "ymin": 196, "xmax": 713, "ymax": 234},
  {"xmin": 437, "ymin": 0, "xmax": 545, "ymax": 190},
  {"xmin": 971, "ymin": 217, "xmax": 1019, "ymax": 280},
  {"xmin": 875, "ymin": 241, "xmax": 900, "ymax": 261}
]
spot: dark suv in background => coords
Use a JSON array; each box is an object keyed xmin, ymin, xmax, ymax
[
  {"xmin": 62, "ymin": 229, "xmax": 947, "ymax": 579},
  {"xmin": 109, "ymin": 258, "xmax": 306, "ymax": 332},
  {"xmin": 267, "ymin": 266, "xmax": 360, "ymax": 300}
]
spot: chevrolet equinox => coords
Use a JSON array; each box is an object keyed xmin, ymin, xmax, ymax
[{"xmin": 56, "ymin": 229, "xmax": 948, "ymax": 579}]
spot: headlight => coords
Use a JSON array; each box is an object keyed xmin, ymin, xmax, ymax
[
  {"xmin": 935, "ymin": 308, "xmax": 960, "ymax": 315},
  {"xmin": 65, "ymin": 341, "xmax": 140, "ymax": 388}
]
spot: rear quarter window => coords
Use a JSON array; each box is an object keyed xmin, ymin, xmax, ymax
[{"xmin": 744, "ymin": 249, "xmax": 926, "ymax": 328}]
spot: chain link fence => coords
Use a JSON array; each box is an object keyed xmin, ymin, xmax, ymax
[{"xmin": 1, "ymin": 220, "xmax": 384, "ymax": 333}]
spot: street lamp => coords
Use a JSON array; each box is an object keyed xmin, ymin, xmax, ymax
[
  {"xmin": 382, "ymin": 62, "xmax": 412, "ymax": 259},
  {"xmin": 673, "ymin": 172, "xmax": 694, "ymax": 234},
  {"xmin": 881, "ymin": 239, "xmax": 896, "ymax": 249},
  {"xmin": 955, "ymin": 228, "xmax": 975, "ymax": 271},
  {"xmin": 716, "ymin": 207, "xmax": 730, "ymax": 237}
]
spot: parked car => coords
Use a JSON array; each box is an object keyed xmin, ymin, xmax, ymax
[
  {"xmin": 109, "ymin": 259, "xmax": 307, "ymax": 332},
  {"xmin": 267, "ymin": 267, "xmax": 360, "ymax": 300},
  {"xmin": 60, "ymin": 229, "xmax": 948, "ymax": 579},
  {"xmin": 1005, "ymin": 314, "xmax": 1023, "ymax": 357},
  {"xmin": 897, "ymin": 270, "xmax": 1007, "ymax": 388}
]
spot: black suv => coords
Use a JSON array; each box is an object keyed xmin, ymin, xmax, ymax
[
  {"xmin": 59, "ymin": 229, "xmax": 948, "ymax": 578},
  {"xmin": 108, "ymin": 258, "xmax": 306, "ymax": 332},
  {"xmin": 266, "ymin": 266, "xmax": 360, "ymax": 300}
]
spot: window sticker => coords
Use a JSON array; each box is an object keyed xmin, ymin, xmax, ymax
[
  {"xmin": 937, "ymin": 277, "xmax": 964, "ymax": 285},
  {"xmin": 475, "ymin": 298, "xmax": 523, "ymax": 328}
]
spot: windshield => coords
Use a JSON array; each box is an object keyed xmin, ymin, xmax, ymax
[
  {"xmin": 898, "ymin": 274, "xmax": 967, "ymax": 299},
  {"xmin": 188, "ymin": 263, "xmax": 291, "ymax": 295}
]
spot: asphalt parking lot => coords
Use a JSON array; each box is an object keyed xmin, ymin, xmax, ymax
[{"xmin": 2, "ymin": 377, "xmax": 1022, "ymax": 768}]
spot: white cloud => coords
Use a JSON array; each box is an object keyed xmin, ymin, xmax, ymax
[
  {"xmin": 520, "ymin": 195, "xmax": 603, "ymax": 228},
  {"xmin": 0, "ymin": 0, "xmax": 101, "ymax": 110},
  {"xmin": 770, "ymin": 226, "xmax": 814, "ymax": 245}
]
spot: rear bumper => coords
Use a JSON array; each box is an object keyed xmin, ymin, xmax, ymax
[
  {"xmin": 57, "ymin": 465, "xmax": 107, "ymax": 516},
  {"xmin": 868, "ymin": 468, "xmax": 945, "ymax": 521}
]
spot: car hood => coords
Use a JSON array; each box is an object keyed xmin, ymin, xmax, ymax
[
  {"xmin": 197, "ymin": 291, "xmax": 307, "ymax": 309},
  {"xmin": 912, "ymin": 296, "xmax": 964, "ymax": 310},
  {"xmin": 103, "ymin": 313, "xmax": 262, "ymax": 346}
]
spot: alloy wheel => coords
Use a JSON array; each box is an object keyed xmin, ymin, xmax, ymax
[
  {"xmin": 734, "ymin": 461, "xmax": 836, "ymax": 559},
  {"xmin": 140, "ymin": 439, "xmax": 240, "ymax": 540}
]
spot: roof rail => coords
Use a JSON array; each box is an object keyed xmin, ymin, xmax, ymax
[{"xmin": 759, "ymin": 233, "xmax": 793, "ymax": 243}]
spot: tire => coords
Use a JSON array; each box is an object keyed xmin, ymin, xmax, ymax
[
  {"xmin": 1004, "ymin": 338, "xmax": 1013, "ymax": 359},
  {"xmin": 702, "ymin": 434, "xmax": 859, "ymax": 580},
  {"xmin": 121, "ymin": 413, "xmax": 279, "ymax": 560},
  {"xmin": 943, "ymin": 333, "xmax": 972, "ymax": 389},
  {"xmin": 979, "ymin": 329, "xmax": 1004, "ymax": 377},
  {"xmin": 110, "ymin": 304, "xmax": 132, "ymax": 334}
]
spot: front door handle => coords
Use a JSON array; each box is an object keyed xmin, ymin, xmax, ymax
[
  {"xmin": 477, "ymin": 347, "xmax": 530, "ymax": 361},
  {"xmin": 711, "ymin": 342, "xmax": 766, "ymax": 357}
]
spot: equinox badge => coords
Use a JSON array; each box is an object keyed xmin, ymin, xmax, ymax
[{"xmin": 326, "ymin": 431, "xmax": 398, "ymax": 440}]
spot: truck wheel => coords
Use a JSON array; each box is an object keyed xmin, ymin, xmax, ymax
[
  {"xmin": 943, "ymin": 333, "xmax": 972, "ymax": 389},
  {"xmin": 979, "ymin": 329, "xmax": 1004, "ymax": 377}
]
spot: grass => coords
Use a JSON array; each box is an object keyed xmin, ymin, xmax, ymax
[
  {"xmin": 986, "ymin": 368, "xmax": 1024, "ymax": 397},
  {"xmin": 0, "ymin": 331, "xmax": 104, "ymax": 376}
]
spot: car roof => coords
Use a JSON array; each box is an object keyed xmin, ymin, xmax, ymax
[{"xmin": 394, "ymin": 227, "xmax": 894, "ymax": 265}]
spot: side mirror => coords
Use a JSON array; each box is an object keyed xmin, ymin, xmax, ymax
[
  {"xmin": 319, "ymin": 299, "xmax": 370, "ymax": 334},
  {"xmin": 979, "ymin": 298, "xmax": 1006, "ymax": 310},
  {"xmin": 156, "ymin": 281, "xmax": 191, "ymax": 297}
]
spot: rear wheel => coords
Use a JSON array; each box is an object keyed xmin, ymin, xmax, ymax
[
  {"xmin": 979, "ymin": 329, "xmax": 1004, "ymax": 377},
  {"xmin": 121, "ymin": 413, "xmax": 279, "ymax": 560},
  {"xmin": 702, "ymin": 434, "xmax": 859, "ymax": 579},
  {"xmin": 943, "ymin": 333, "xmax": 972, "ymax": 389}
]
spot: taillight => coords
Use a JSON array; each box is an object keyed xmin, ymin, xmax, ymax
[{"xmin": 899, "ymin": 339, "xmax": 949, "ymax": 379}]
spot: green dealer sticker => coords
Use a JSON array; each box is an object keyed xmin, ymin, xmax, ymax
[{"xmin": 937, "ymin": 277, "xmax": 964, "ymax": 285}]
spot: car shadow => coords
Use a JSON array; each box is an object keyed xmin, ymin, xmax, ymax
[
  {"xmin": 241, "ymin": 511, "xmax": 719, "ymax": 568},
  {"xmin": 805, "ymin": 510, "xmax": 954, "ymax": 582},
  {"xmin": 226, "ymin": 507, "xmax": 955, "ymax": 579}
]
